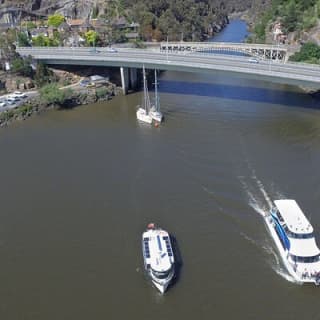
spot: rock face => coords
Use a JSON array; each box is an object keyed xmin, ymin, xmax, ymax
[
  {"xmin": 0, "ymin": 0, "xmax": 106, "ymax": 19},
  {"xmin": 0, "ymin": 0, "xmax": 271, "ymax": 20}
]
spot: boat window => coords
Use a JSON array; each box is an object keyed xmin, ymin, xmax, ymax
[
  {"xmin": 289, "ymin": 254, "xmax": 320, "ymax": 263},
  {"xmin": 276, "ymin": 210, "xmax": 285, "ymax": 223},
  {"xmin": 151, "ymin": 267, "xmax": 172, "ymax": 279},
  {"xmin": 143, "ymin": 240, "xmax": 150, "ymax": 258},
  {"xmin": 286, "ymin": 229, "xmax": 314, "ymax": 239},
  {"xmin": 163, "ymin": 237, "xmax": 173, "ymax": 257}
]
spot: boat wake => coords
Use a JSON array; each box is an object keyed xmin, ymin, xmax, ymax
[{"xmin": 239, "ymin": 169, "xmax": 302, "ymax": 285}]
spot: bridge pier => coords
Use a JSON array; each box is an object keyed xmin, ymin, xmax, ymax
[
  {"xmin": 120, "ymin": 67, "xmax": 129, "ymax": 95},
  {"xmin": 120, "ymin": 67, "xmax": 138, "ymax": 94}
]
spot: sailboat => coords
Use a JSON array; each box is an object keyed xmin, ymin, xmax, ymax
[
  {"xmin": 149, "ymin": 70, "xmax": 163, "ymax": 123},
  {"xmin": 136, "ymin": 66, "xmax": 153, "ymax": 124}
]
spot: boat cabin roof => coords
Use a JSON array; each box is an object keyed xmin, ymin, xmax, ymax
[
  {"xmin": 274, "ymin": 199, "xmax": 313, "ymax": 234},
  {"xmin": 143, "ymin": 229, "xmax": 174, "ymax": 272}
]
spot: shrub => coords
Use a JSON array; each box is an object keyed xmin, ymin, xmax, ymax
[
  {"xmin": 96, "ymin": 87, "xmax": 108, "ymax": 98},
  {"xmin": 289, "ymin": 42, "xmax": 320, "ymax": 63},
  {"xmin": 39, "ymin": 83, "xmax": 72, "ymax": 105},
  {"xmin": 48, "ymin": 14, "xmax": 65, "ymax": 28}
]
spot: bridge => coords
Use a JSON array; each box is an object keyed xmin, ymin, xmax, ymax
[
  {"xmin": 17, "ymin": 46, "xmax": 320, "ymax": 94},
  {"xmin": 158, "ymin": 42, "xmax": 296, "ymax": 62}
]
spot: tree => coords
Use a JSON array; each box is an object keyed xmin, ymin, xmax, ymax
[
  {"xmin": 34, "ymin": 62, "xmax": 55, "ymax": 87},
  {"xmin": 48, "ymin": 14, "xmax": 65, "ymax": 28},
  {"xmin": 11, "ymin": 55, "xmax": 34, "ymax": 77},
  {"xmin": 282, "ymin": 1, "xmax": 299, "ymax": 32},
  {"xmin": 32, "ymin": 34, "xmax": 59, "ymax": 47},
  {"xmin": 17, "ymin": 32, "xmax": 30, "ymax": 47},
  {"xmin": 84, "ymin": 30, "xmax": 99, "ymax": 46},
  {"xmin": 39, "ymin": 83, "xmax": 72, "ymax": 105},
  {"xmin": 289, "ymin": 42, "xmax": 320, "ymax": 63},
  {"xmin": 32, "ymin": 34, "xmax": 50, "ymax": 46}
]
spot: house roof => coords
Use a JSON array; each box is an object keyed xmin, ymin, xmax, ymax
[
  {"xmin": 67, "ymin": 19, "xmax": 85, "ymax": 27},
  {"xmin": 90, "ymin": 19, "xmax": 108, "ymax": 28}
]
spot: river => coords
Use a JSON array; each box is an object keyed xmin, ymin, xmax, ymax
[{"xmin": 0, "ymin": 20, "xmax": 320, "ymax": 319}]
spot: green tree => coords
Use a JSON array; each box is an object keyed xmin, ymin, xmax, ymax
[
  {"xmin": 34, "ymin": 62, "xmax": 55, "ymax": 87},
  {"xmin": 39, "ymin": 83, "xmax": 72, "ymax": 105},
  {"xmin": 32, "ymin": 34, "xmax": 50, "ymax": 46},
  {"xmin": 22, "ymin": 21, "xmax": 37, "ymax": 30},
  {"xmin": 11, "ymin": 56, "xmax": 34, "ymax": 77},
  {"xmin": 17, "ymin": 32, "xmax": 30, "ymax": 47},
  {"xmin": 289, "ymin": 42, "xmax": 320, "ymax": 63},
  {"xmin": 32, "ymin": 34, "xmax": 59, "ymax": 47},
  {"xmin": 84, "ymin": 30, "xmax": 99, "ymax": 46},
  {"xmin": 48, "ymin": 14, "xmax": 65, "ymax": 28},
  {"xmin": 282, "ymin": 0, "xmax": 299, "ymax": 32}
]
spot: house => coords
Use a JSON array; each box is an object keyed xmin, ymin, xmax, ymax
[
  {"xmin": 273, "ymin": 22, "xmax": 285, "ymax": 43},
  {"xmin": 112, "ymin": 17, "xmax": 128, "ymax": 30},
  {"xmin": 65, "ymin": 34, "xmax": 85, "ymax": 46},
  {"xmin": 128, "ymin": 22, "xmax": 140, "ymax": 32},
  {"xmin": 30, "ymin": 27, "xmax": 48, "ymax": 38},
  {"xmin": 125, "ymin": 32, "xmax": 139, "ymax": 40},
  {"xmin": 67, "ymin": 19, "xmax": 85, "ymax": 32}
]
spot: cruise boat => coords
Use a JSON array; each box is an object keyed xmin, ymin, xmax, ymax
[
  {"xmin": 142, "ymin": 223, "xmax": 175, "ymax": 293},
  {"xmin": 149, "ymin": 70, "xmax": 163, "ymax": 123},
  {"xmin": 136, "ymin": 66, "xmax": 153, "ymax": 124},
  {"xmin": 265, "ymin": 199, "xmax": 320, "ymax": 285}
]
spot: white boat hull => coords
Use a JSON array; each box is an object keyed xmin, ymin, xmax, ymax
[
  {"xmin": 264, "ymin": 213, "xmax": 320, "ymax": 285},
  {"xmin": 150, "ymin": 108, "xmax": 163, "ymax": 123},
  {"xmin": 136, "ymin": 108, "xmax": 152, "ymax": 124},
  {"xmin": 142, "ymin": 226, "xmax": 175, "ymax": 293}
]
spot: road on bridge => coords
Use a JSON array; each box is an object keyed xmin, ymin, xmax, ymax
[{"xmin": 17, "ymin": 47, "xmax": 320, "ymax": 90}]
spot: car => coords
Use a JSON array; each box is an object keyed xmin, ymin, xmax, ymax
[
  {"xmin": 248, "ymin": 58, "xmax": 259, "ymax": 63},
  {"xmin": 0, "ymin": 102, "xmax": 6, "ymax": 107},
  {"xmin": 13, "ymin": 91, "xmax": 27, "ymax": 98},
  {"xmin": 106, "ymin": 47, "xmax": 117, "ymax": 53},
  {"xmin": 89, "ymin": 47, "xmax": 100, "ymax": 53},
  {"xmin": 5, "ymin": 98, "xmax": 16, "ymax": 105},
  {"xmin": 79, "ymin": 79, "xmax": 91, "ymax": 87},
  {"xmin": 8, "ymin": 95, "xmax": 20, "ymax": 101}
]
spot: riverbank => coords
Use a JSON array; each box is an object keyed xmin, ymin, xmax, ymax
[{"xmin": 0, "ymin": 81, "xmax": 121, "ymax": 128}]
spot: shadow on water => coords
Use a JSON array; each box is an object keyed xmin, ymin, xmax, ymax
[
  {"xmin": 170, "ymin": 235, "xmax": 183, "ymax": 289},
  {"xmin": 156, "ymin": 80, "xmax": 320, "ymax": 110}
]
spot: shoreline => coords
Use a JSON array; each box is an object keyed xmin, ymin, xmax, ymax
[{"xmin": 0, "ymin": 81, "xmax": 121, "ymax": 128}]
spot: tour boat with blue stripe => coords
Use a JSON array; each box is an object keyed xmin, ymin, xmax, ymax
[
  {"xmin": 142, "ymin": 223, "xmax": 175, "ymax": 293},
  {"xmin": 265, "ymin": 199, "xmax": 320, "ymax": 285}
]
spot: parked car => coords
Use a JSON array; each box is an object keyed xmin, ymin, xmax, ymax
[
  {"xmin": 5, "ymin": 98, "xmax": 16, "ymax": 105},
  {"xmin": 0, "ymin": 101, "xmax": 6, "ymax": 107},
  {"xmin": 8, "ymin": 95, "xmax": 20, "ymax": 102},
  {"xmin": 13, "ymin": 91, "xmax": 27, "ymax": 98},
  {"xmin": 79, "ymin": 79, "xmax": 91, "ymax": 87}
]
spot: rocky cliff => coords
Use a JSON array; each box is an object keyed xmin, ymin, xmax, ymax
[{"xmin": 0, "ymin": 0, "xmax": 271, "ymax": 20}]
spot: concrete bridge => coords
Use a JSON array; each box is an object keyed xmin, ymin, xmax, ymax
[{"xmin": 17, "ymin": 46, "xmax": 320, "ymax": 94}]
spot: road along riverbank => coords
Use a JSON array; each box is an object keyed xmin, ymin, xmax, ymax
[{"xmin": 0, "ymin": 81, "xmax": 121, "ymax": 128}]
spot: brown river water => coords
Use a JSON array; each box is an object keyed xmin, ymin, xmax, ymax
[{"xmin": 0, "ymin": 20, "xmax": 320, "ymax": 319}]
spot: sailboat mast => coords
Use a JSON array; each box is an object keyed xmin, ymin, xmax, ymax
[
  {"xmin": 143, "ymin": 66, "xmax": 147, "ymax": 112},
  {"xmin": 154, "ymin": 69, "xmax": 159, "ymax": 112}
]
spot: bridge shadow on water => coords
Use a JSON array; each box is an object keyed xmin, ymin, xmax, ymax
[{"xmin": 155, "ymin": 80, "xmax": 320, "ymax": 110}]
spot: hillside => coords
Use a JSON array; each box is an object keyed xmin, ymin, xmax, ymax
[
  {"xmin": 0, "ymin": 0, "xmax": 271, "ymax": 41},
  {"xmin": 249, "ymin": 0, "xmax": 320, "ymax": 45}
]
